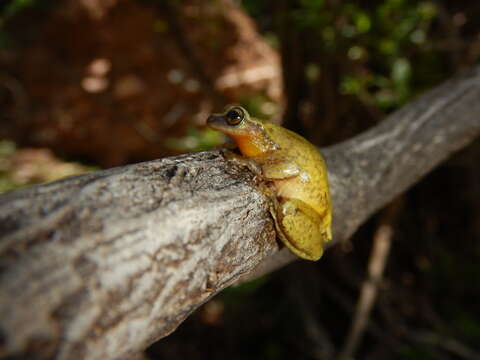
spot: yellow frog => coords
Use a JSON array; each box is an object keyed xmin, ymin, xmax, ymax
[{"xmin": 207, "ymin": 106, "xmax": 332, "ymax": 260}]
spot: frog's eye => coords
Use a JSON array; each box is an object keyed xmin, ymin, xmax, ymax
[{"xmin": 225, "ymin": 107, "xmax": 245, "ymax": 126}]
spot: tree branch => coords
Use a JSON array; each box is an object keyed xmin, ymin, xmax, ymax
[{"xmin": 1, "ymin": 66, "xmax": 480, "ymax": 359}]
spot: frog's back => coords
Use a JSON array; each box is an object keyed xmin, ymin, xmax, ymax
[
  {"xmin": 264, "ymin": 121, "xmax": 331, "ymax": 216},
  {"xmin": 263, "ymin": 121, "xmax": 327, "ymax": 176}
]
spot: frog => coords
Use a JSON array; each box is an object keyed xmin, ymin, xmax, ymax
[{"xmin": 207, "ymin": 105, "xmax": 332, "ymax": 261}]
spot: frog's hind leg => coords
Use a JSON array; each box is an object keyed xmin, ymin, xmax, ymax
[{"xmin": 273, "ymin": 198, "xmax": 328, "ymax": 261}]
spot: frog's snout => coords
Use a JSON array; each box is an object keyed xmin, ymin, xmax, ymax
[{"xmin": 206, "ymin": 114, "xmax": 227, "ymax": 129}]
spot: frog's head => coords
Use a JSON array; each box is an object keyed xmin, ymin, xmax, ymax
[
  {"xmin": 207, "ymin": 106, "xmax": 262, "ymax": 136},
  {"xmin": 207, "ymin": 106, "xmax": 275, "ymax": 157}
]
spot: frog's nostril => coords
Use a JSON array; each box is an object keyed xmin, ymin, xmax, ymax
[{"xmin": 207, "ymin": 115, "xmax": 224, "ymax": 125}]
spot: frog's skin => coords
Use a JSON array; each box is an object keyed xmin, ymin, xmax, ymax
[{"xmin": 207, "ymin": 106, "xmax": 332, "ymax": 261}]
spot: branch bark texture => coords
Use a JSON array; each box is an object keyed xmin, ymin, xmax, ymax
[{"xmin": 1, "ymin": 67, "xmax": 480, "ymax": 359}]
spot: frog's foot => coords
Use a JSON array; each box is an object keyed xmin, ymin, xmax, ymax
[{"xmin": 273, "ymin": 198, "xmax": 329, "ymax": 261}]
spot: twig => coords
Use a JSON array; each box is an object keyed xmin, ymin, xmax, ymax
[
  {"xmin": 320, "ymin": 275, "xmax": 403, "ymax": 354},
  {"xmin": 407, "ymin": 329, "xmax": 480, "ymax": 360},
  {"xmin": 287, "ymin": 266, "xmax": 336, "ymax": 359},
  {"xmin": 337, "ymin": 199, "xmax": 403, "ymax": 360},
  {"xmin": 378, "ymin": 287, "xmax": 480, "ymax": 359}
]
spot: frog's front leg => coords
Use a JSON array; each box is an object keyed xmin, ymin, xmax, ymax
[
  {"xmin": 254, "ymin": 154, "xmax": 300, "ymax": 180},
  {"xmin": 224, "ymin": 151, "xmax": 300, "ymax": 180},
  {"xmin": 271, "ymin": 198, "xmax": 328, "ymax": 261},
  {"xmin": 222, "ymin": 150, "xmax": 264, "ymax": 177},
  {"xmin": 260, "ymin": 161, "xmax": 300, "ymax": 180}
]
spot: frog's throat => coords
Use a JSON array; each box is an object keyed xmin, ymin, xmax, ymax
[{"xmin": 232, "ymin": 134, "xmax": 277, "ymax": 158}]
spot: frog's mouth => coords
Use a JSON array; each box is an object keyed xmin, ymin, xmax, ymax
[{"xmin": 206, "ymin": 114, "xmax": 229, "ymax": 130}]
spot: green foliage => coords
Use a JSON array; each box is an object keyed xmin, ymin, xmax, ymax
[
  {"xmin": 295, "ymin": 0, "xmax": 438, "ymax": 109},
  {"xmin": 399, "ymin": 345, "xmax": 436, "ymax": 360},
  {"xmin": 455, "ymin": 312, "xmax": 480, "ymax": 343},
  {"xmin": 0, "ymin": 0, "xmax": 46, "ymax": 24},
  {"xmin": 242, "ymin": 0, "xmax": 441, "ymax": 111},
  {"xmin": 165, "ymin": 127, "xmax": 223, "ymax": 153},
  {"xmin": 0, "ymin": 0, "xmax": 34, "ymax": 21},
  {"xmin": 0, "ymin": 0, "xmax": 54, "ymax": 48}
]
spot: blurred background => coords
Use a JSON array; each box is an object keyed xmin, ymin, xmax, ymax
[{"xmin": 1, "ymin": 0, "xmax": 479, "ymax": 359}]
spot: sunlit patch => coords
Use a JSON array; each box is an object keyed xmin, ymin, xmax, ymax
[
  {"xmin": 215, "ymin": 65, "xmax": 279, "ymax": 89},
  {"xmin": 167, "ymin": 69, "xmax": 185, "ymax": 84},
  {"xmin": 82, "ymin": 76, "xmax": 108, "ymax": 93},
  {"xmin": 82, "ymin": 58, "xmax": 111, "ymax": 93},
  {"xmin": 88, "ymin": 58, "xmax": 111, "ymax": 76}
]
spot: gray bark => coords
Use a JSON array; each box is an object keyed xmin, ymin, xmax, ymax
[{"xmin": 1, "ymin": 66, "xmax": 480, "ymax": 359}]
